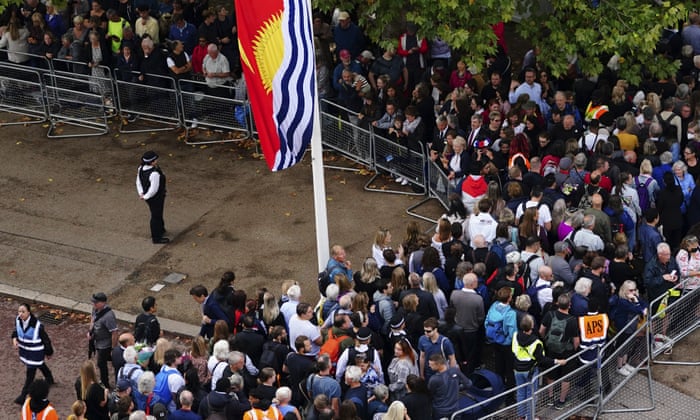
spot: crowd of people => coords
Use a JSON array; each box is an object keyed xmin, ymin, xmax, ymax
[
  {"xmin": 8, "ymin": 4, "xmax": 700, "ymax": 420},
  {"xmin": 0, "ymin": 0, "xmax": 246, "ymax": 120}
]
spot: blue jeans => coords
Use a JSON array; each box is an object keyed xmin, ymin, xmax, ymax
[{"xmin": 514, "ymin": 368, "xmax": 538, "ymax": 419}]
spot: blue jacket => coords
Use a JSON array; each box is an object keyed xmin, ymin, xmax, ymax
[
  {"xmin": 643, "ymin": 257, "xmax": 680, "ymax": 301},
  {"xmin": 609, "ymin": 295, "xmax": 648, "ymax": 334},
  {"xmin": 199, "ymin": 295, "xmax": 231, "ymax": 338},
  {"xmin": 637, "ymin": 223, "xmax": 663, "ymax": 262}
]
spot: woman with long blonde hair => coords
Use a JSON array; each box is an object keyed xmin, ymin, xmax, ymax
[
  {"xmin": 261, "ymin": 291, "xmax": 285, "ymax": 329},
  {"xmin": 79, "ymin": 359, "xmax": 109, "ymax": 420}
]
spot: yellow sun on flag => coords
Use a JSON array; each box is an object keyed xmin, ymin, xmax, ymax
[{"xmin": 249, "ymin": 11, "xmax": 284, "ymax": 94}]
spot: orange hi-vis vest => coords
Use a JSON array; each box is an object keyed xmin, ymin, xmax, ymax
[{"xmin": 578, "ymin": 312, "xmax": 609, "ymax": 363}]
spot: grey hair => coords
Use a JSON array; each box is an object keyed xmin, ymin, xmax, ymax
[
  {"xmin": 373, "ymin": 384, "xmax": 389, "ymax": 400},
  {"xmin": 213, "ymin": 340, "xmax": 230, "ymax": 361},
  {"xmin": 229, "ymin": 373, "xmax": 244, "ymax": 389},
  {"xmin": 672, "ymin": 160, "xmax": 687, "ymax": 173},
  {"xmin": 137, "ymin": 371, "xmax": 156, "ymax": 394},
  {"xmin": 123, "ymin": 346, "xmax": 138, "ymax": 364},
  {"xmin": 129, "ymin": 411, "xmax": 147, "ymax": 420},
  {"xmin": 228, "ymin": 350, "xmax": 245, "ymax": 365},
  {"xmin": 582, "ymin": 214, "xmax": 595, "ymax": 230},
  {"xmin": 325, "ymin": 283, "xmax": 340, "ymax": 301},
  {"xmin": 345, "ymin": 365, "xmax": 362, "ymax": 382},
  {"xmin": 287, "ymin": 285, "xmax": 301, "ymax": 300},
  {"xmin": 657, "ymin": 242, "xmax": 670, "ymax": 254},
  {"xmin": 179, "ymin": 389, "xmax": 194, "ymax": 406},
  {"xmin": 574, "ymin": 277, "xmax": 592, "ymax": 296},
  {"xmin": 659, "ymin": 151, "xmax": 673, "ymax": 164},
  {"xmin": 275, "ymin": 386, "xmax": 292, "ymax": 402}
]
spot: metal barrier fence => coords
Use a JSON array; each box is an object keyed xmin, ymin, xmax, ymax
[
  {"xmin": 368, "ymin": 132, "xmax": 425, "ymax": 195},
  {"xmin": 448, "ymin": 285, "xmax": 699, "ymax": 420},
  {"xmin": 43, "ymin": 66, "xmax": 114, "ymax": 138},
  {"xmin": 178, "ymin": 78, "xmax": 251, "ymax": 145},
  {"xmin": 406, "ymin": 159, "xmax": 452, "ymax": 223},
  {"xmin": 0, "ymin": 63, "xmax": 47, "ymax": 126},
  {"xmin": 113, "ymin": 69, "xmax": 181, "ymax": 133},
  {"xmin": 320, "ymin": 99, "xmax": 374, "ymax": 170},
  {"xmin": 649, "ymin": 280, "xmax": 700, "ymax": 365}
]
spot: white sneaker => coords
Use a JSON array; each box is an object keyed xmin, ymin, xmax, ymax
[
  {"xmin": 395, "ymin": 176, "xmax": 405, "ymax": 183},
  {"xmin": 401, "ymin": 179, "xmax": 409, "ymax": 185},
  {"xmin": 617, "ymin": 366, "xmax": 631, "ymax": 376},
  {"xmin": 623, "ymin": 363, "xmax": 636, "ymax": 374},
  {"xmin": 191, "ymin": 118, "xmax": 199, "ymax": 128}
]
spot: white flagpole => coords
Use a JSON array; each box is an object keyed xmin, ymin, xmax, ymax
[{"xmin": 307, "ymin": 2, "xmax": 330, "ymax": 272}]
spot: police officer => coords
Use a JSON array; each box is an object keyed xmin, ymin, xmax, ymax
[{"xmin": 136, "ymin": 151, "xmax": 169, "ymax": 244}]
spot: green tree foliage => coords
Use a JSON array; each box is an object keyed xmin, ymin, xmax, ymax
[
  {"xmin": 515, "ymin": 1, "xmax": 688, "ymax": 85},
  {"xmin": 0, "ymin": 0, "xmax": 22, "ymax": 15},
  {"xmin": 314, "ymin": 0, "xmax": 688, "ymax": 84},
  {"xmin": 313, "ymin": 0, "xmax": 516, "ymax": 71}
]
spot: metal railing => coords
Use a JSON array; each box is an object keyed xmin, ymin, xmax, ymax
[
  {"xmin": 178, "ymin": 78, "xmax": 250, "ymax": 145},
  {"xmin": 448, "ymin": 285, "xmax": 699, "ymax": 420},
  {"xmin": 113, "ymin": 69, "xmax": 181, "ymax": 133}
]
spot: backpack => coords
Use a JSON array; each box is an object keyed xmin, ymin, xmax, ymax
[
  {"xmin": 118, "ymin": 365, "xmax": 141, "ymax": 392},
  {"xmin": 659, "ymin": 112, "xmax": 678, "ymax": 141},
  {"xmin": 490, "ymin": 238, "xmax": 517, "ymax": 265},
  {"xmin": 319, "ymin": 329, "xmax": 351, "ymax": 365},
  {"xmin": 635, "ymin": 176, "xmax": 653, "ymax": 213},
  {"xmin": 318, "ymin": 269, "xmax": 331, "ymax": 296},
  {"xmin": 520, "ymin": 254, "xmax": 540, "ymax": 289},
  {"xmin": 153, "ymin": 368, "xmax": 177, "ymax": 408},
  {"xmin": 544, "ymin": 313, "xmax": 574, "ymax": 354},
  {"xmin": 485, "ymin": 304, "xmax": 512, "ymax": 345},
  {"xmin": 578, "ymin": 185, "xmax": 601, "ymax": 209},
  {"xmin": 259, "ymin": 341, "xmax": 283, "ymax": 372},
  {"xmin": 134, "ymin": 313, "xmax": 156, "ymax": 344},
  {"xmin": 525, "ymin": 283, "xmax": 549, "ymax": 319}
]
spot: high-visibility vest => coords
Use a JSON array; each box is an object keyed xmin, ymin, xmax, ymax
[{"xmin": 578, "ymin": 312, "xmax": 609, "ymax": 363}]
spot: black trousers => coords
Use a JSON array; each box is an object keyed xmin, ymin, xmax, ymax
[
  {"xmin": 96, "ymin": 347, "xmax": 112, "ymax": 387},
  {"xmin": 146, "ymin": 194, "xmax": 166, "ymax": 241},
  {"xmin": 20, "ymin": 362, "xmax": 54, "ymax": 397}
]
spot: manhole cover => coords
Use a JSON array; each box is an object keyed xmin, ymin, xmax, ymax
[{"xmin": 38, "ymin": 312, "xmax": 65, "ymax": 325}]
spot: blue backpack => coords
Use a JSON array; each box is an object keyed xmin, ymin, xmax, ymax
[
  {"xmin": 485, "ymin": 304, "xmax": 513, "ymax": 345},
  {"xmin": 153, "ymin": 368, "xmax": 177, "ymax": 407}
]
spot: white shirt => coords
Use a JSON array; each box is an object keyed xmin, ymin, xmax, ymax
[
  {"xmin": 534, "ymin": 278, "xmax": 553, "ymax": 309},
  {"xmin": 202, "ymin": 53, "xmax": 232, "ymax": 88},
  {"xmin": 515, "ymin": 200, "xmax": 552, "ymax": 228},
  {"xmin": 135, "ymin": 164, "xmax": 160, "ymax": 200},
  {"xmin": 467, "ymin": 212, "xmax": 497, "ymax": 247},
  {"xmin": 289, "ymin": 315, "xmax": 321, "ymax": 355}
]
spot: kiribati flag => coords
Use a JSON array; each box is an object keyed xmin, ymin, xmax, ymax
[{"xmin": 235, "ymin": 0, "xmax": 316, "ymax": 171}]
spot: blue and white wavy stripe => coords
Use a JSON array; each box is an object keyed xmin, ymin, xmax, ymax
[{"xmin": 272, "ymin": 0, "xmax": 316, "ymax": 171}]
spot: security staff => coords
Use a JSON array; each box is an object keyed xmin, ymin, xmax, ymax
[
  {"xmin": 136, "ymin": 151, "xmax": 169, "ymax": 244},
  {"xmin": 12, "ymin": 303, "xmax": 55, "ymax": 405}
]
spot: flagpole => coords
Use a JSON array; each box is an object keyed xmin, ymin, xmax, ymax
[{"xmin": 308, "ymin": 6, "xmax": 330, "ymax": 273}]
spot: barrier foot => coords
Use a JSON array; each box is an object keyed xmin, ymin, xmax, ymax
[
  {"xmin": 364, "ymin": 173, "xmax": 425, "ymax": 196},
  {"xmin": 406, "ymin": 196, "xmax": 442, "ymax": 224}
]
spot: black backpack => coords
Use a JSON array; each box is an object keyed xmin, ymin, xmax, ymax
[
  {"xmin": 659, "ymin": 112, "xmax": 678, "ymax": 141},
  {"xmin": 318, "ymin": 269, "xmax": 331, "ymax": 296}
]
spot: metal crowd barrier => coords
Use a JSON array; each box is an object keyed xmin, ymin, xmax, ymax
[
  {"xmin": 406, "ymin": 159, "xmax": 451, "ymax": 223},
  {"xmin": 366, "ymin": 132, "xmax": 426, "ymax": 196},
  {"xmin": 43, "ymin": 65, "xmax": 114, "ymax": 138},
  {"xmin": 0, "ymin": 63, "xmax": 47, "ymax": 126},
  {"xmin": 320, "ymin": 99, "xmax": 374, "ymax": 171},
  {"xmin": 649, "ymin": 280, "xmax": 700, "ymax": 365},
  {"xmin": 114, "ymin": 69, "xmax": 181, "ymax": 133},
  {"xmin": 448, "ymin": 285, "xmax": 700, "ymax": 420},
  {"xmin": 178, "ymin": 78, "xmax": 251, "ymax": 145}
]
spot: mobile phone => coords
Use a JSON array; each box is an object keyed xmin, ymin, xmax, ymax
[{"xmin": 670, "ymin": 270, "xmax": 677, "ymax": 277}]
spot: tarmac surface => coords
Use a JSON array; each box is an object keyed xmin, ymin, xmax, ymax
[{"xmin": 0, "ymin": 120, "xmax": 697, "ymax": 418}]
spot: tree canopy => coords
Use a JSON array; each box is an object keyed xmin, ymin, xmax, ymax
[{"xmin": 314, "ymin": 0, "xmax": 688, "ymax": 84}]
